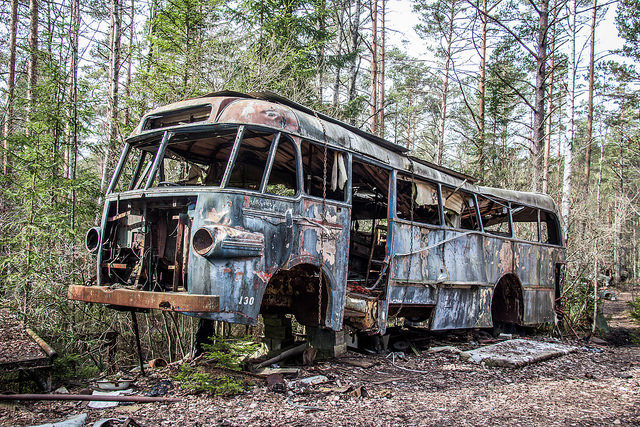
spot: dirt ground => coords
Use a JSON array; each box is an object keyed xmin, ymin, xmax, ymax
[{"xmin": 1, "ymin": 294, "xmax": 639, "ymax": 426}]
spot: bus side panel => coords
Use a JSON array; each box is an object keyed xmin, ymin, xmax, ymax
[
  {"xmin": 188, "ymin": 193, "xmax": 270, "ymax": 324},
  {"xmin": 430, "ymin": 286, "xmax": 493, "ymax": 329},
  {"xmin": 514, "ymin": 242, "xmax": 540, "ymax": 288},
  {"xmin": 517, "ymin": 242, "xmax": 557, "ymax": 324},
  {"xmin": 389, "ymin": 223, "xmax": 444, "ymax": 286},
  {"xmin": 483, "ymin": 236, "xmax": 514, "ymax": 283},
  {"xmin": 295, "ymin": 198, "xmax": 350, "ymax": 331},
  {"xmin": 442, "ymin": 231, "xmax": 486, "ymax": 284},
  {"xmin": 523, "ymin": 289, "xmax": 555, "ymax": 324}
]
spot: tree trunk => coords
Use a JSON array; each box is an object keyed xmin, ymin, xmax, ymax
[
  {"xmin": 124, "ymin": 0, "xmax": 134, "ymax": 128},
  {"xmin": 614, "ymin": 135, "xmax": 624, "ymax": 283},
  {"xmin": 542, "ymin": 0, "xmax": 557, "ymax": 194},
  {"xmin": 68, "ymin": 0, "xmax": 80, "ymax": 229},
  {"xmin": 437, "ymin": 0, "xmax": 456, "ymax": 166},
  {"xmin": 478, "ymin": 0, "xmax": 487, "ymax": 179},
  {"xmin": 26, "ymin": 0, "xmax": 39, "ymax": 137},
  {"xmin": 348, "ymin": 0, "xmax": 362, "ymax": 124},
  {"xmin": 584, "ymin": 0, "xmax": 597, "ymax": 190},
  {"xmin": 370, "ymin": 0, "xmax": 378, "ymax": 135},
  {"xmin": 378, "ymin": 0, "xmax": 386, "ymax": 137},
  {"xmin": 100, "ymin": 0, "xmax": 122, "ymax": 195},
  {"xmin": 2, "ymin": 0, "xmax": 18, "ymax": 174},
  {"xmin": 561, "ymin": 0, "xmax": 576, "ymax": 242},
  {"xmin": 318, "ymin": 0, "xmax": 326, "ymax": 102},
  {"xmin": 532, "ymin": 0, "xmax": 549, "ymax": 192},
  {"xmin": 333, "ymin": 5, "xmax": 346, "ymax": 107}
]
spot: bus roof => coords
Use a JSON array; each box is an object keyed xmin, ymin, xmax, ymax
[{"xmin": 129, "ymin": 91, "xmax": 559, "ymax": 214}]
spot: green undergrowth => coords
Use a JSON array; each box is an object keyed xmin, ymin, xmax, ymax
[
  {"xmin": 175, "ymin": 335, "xmax": 259, "ymax": 396},
  {"xmin": 629, "ymin": 297, "xmax": 640, "ymax": 326},
  {"xmin": 52, "ymin": 354, "xmax": 101, "ymax": 381}
]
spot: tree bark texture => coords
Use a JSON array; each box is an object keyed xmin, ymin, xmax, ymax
[
  {"xmin": 561, "ymin": 0, "xmax": 576, "ymax": 242},
  {"xmin": 2, "ymin": 0, "xmax": 18, "ymax": 174},
  {"xmin": 532, "ymin": 0, "xmax": 549, "ymax": 192},
  {"xmin": 542, "ymin": 0, "xmax": 557, "ymax": 194},
  {"xmin": 100, "ymin": 0, "xmax": 122, "ymax": 195},
  {"xmin": 437, "ymin": 0, "xmax": 456, "ymax": 166},
  {"xmin": 478, "ymin": 0, "xmax": 487, "ymax": 179},
  {"xmin": 27, "ymin": 0, "xmax": 39, "ymax": 137},
  {"xmin": 370, "ymin": 0, "xmax": 378, "ymax": 135},
  {"xmin": 584, "ymin": 0, "xmax": 597, "ymax": 190},
  {"xmin": 348, "ymin": 0, "xmax": 362, "ymax": 125}
]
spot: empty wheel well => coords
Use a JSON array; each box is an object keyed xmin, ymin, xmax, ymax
[
  {"xmin": 259, "ymin": 263, "xmax": 330, "ymax": 327},
  {"xmin": 491, "ymin": 274, "xmax": 524, "ymax": 325}
]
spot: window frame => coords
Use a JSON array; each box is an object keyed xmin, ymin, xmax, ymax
[
  {"xmin": 440, "ymin": 184, "xmax": 481, "ymax": 231},
  {"xmin": 300, "ymin": 139, "xmax": 350, "ymax": 203},
  {"xmin": 394, "ymin": 173, "xmax": 442, "ymax": 227},
  {"xmin": 260, "ymin": 133, "xmax": 302, "ymax": 198}
]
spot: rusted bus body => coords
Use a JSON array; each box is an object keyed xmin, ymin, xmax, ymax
[{"xmin": 69, "ymin": 91, "xmax": 565, "ymax": 335}]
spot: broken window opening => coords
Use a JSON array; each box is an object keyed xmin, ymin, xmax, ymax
[
  {"xmin": 511, "ymin": 204, "xmax": 539, "ymax": 242},
  {"xmin": 540, "ymin": 210, "xmax": 562, "ymax": 245},
  {"xmin": 396, "ymin": 174, "xmax": 440, "ymax": 226},
  {"xmin": 477, "ymin": 194, "xmax": 511, "ymax": 237},
  {"xmin": 348, "ymin": 160, "xmax": 390, "ymax": 287},
  {"xmin": 264, "ymin": 136, "xmax": 299, "ymax": 197},
  {"xmin": 116, "ymin": 127, "xmax": 242, "ymax": 191},
  {"xmin": 226, "ymin": 131, "xmax": 275, "ymax": 191},
  {"xmin": 301, "ymin": 140, "xmax": 347, "ymax": 202},
  {"xmin": 442, "ymin": 186, "xmax": 479, "ymax": 230}
]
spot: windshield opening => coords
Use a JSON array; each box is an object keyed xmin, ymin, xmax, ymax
[{"xmin": 111, "ymin": 126, "xmax": 300, "ymax": 195}]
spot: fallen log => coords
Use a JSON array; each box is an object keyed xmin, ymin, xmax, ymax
[
  {"xmin": 0, "ymin": 394, "xmax": 181, "ymax": 403},
  {"xmin": 254, "ymin": 343, "xmax": 307, "ymax": 369}
]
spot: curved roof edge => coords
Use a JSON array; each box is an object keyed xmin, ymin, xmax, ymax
[{"xmin": 131, "ymin": 90, "xmax": 559, "ymax": 213}]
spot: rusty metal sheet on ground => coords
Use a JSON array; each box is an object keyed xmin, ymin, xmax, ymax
[{"xmin": 460, "ymin": 339, "xmax": 578, "ymax": 367}]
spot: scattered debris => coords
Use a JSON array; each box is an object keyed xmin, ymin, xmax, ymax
[
  {"xmin": 289, "ymin": 375, "xmax": 329, "ymax": 389},
  {"xmin": 427, "ymin": 346, "xmax": 462, "ymax": 355},
  {"xmin": 589, "ymin": 336, "xmax": 608, "ymax": 345},
  {"xmin": 302, "ymin": 347, "xmax": 318, "ymax": 366},
  {"xmin": 0, "ymin": 393, "xmax": 180, "ymax": 403},
  {"xmin": 336, "ymin": 358, "xmax": 380, "ymax": 369},
  {"xmin": 348, "ymin": 385, "xmax": 368, "ymax": 398},
  {"xmin": 266, "ymin": 373, "xmax": 286, "ymax": 393},
  {"xmin": 254, "ymin": 367, "xmax": 300, "ymax": 376},
  {"xmin": 148, "ymin": 358, "xmax": 168, "ymax": 369},
  {"xmin": 29, "ymin": 413, "xmax": 87, "ymax": 427},
  {"xmin": 145, "ymin": 380, "xmax": 173, "ymax": 397},
  {"xmin": 89, "ymin": 390, "xmax": 132, "ymax": 409},
  {"xmin": 96, "ymin": 379, "xmax": 134, "ymax": 391},
  {"xmin": 92, "ymin": 417, "xmax": 142, "ymax": 427},
  {"xmin": 461, "ymin": 339, "xmax": 578, "ymax": 367}
]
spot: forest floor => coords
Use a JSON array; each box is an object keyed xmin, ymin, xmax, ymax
[{"xmin": 1, "ymin": 293, "xmax": 639, "ymax": 426}]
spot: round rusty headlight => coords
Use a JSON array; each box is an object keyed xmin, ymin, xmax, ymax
[
  {"xmin": 85, "ymin": 227, "xmax": 101, "ymax": 254},
  {"xmin": 192, "ymin": 227, "xmax": 215, "ymax": 257}
]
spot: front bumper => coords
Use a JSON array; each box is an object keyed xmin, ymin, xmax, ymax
[{"xmin": 67, "ymin": 285, "xmax": 220, "ymax": 312}]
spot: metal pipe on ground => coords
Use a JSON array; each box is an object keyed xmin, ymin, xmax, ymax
[{"xmin": 0, "ymin": 394, "xmax": 181, "ymax": 403}]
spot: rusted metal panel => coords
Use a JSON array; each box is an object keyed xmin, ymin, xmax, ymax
[
  {"xmin": 431, "ymin": 286, "xmax": 493, "ymax": 329},
  {"xmin": 390, "ymin": 222, "xmax": 445, "ymax": 285},
  {"xmin": 514, "ymin": 241, "xmax": 541, "ymax": 288},
  {"xmin": 523, "ymin": 289, "xmax": 555, "ymax": 324},
  {"xmin": 217, "ymin": 99, "xmax": 299, "ymax": 133},
  {"xmin": 185, "ymin": 191, "xmax": 350, "ymax": 330},
  {"xmin": 484, "ymin": 236, "xmax": 513, "ymax": 283},
  {"xmin": 67, "ymin": 285, "xmax": 220, "ymax": 312}
]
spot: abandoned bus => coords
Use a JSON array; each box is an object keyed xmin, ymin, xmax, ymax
[{"xmin": 69, "ymin": 91, "xmax": 565, "ymax": 351}]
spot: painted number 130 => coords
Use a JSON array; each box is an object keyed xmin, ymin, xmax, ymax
[{"xmin": 238, "ymin": 296, "xmax": 255, "ymax": 306}]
